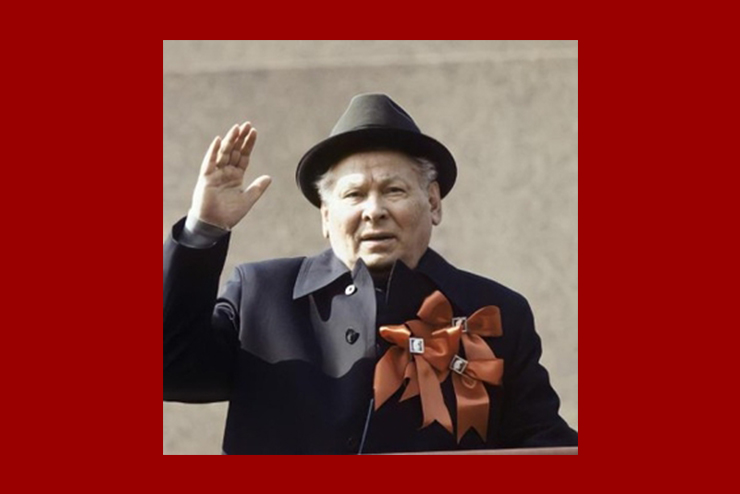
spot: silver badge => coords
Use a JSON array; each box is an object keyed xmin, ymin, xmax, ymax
[
  {"xmin": 409, "ymin": 337, "xmax": 425, "ymax": 354},
  {"xmin": 452, "ymin": 316, "xmax": 468, "ymax": 333},
  {"xmin": 450, "ymin": 355, "xmax": 469, "ymax": 375}
]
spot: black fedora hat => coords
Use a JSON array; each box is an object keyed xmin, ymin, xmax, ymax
[{"xmin": 296, "ymin": 93, "xmax": 457, "ymax": 207}]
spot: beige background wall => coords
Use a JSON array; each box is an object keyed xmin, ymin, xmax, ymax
[{"xmin": 163, "ymin": 40, "xmax": 578, "ymax": 455}]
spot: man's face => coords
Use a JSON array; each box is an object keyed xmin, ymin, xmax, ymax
[{"xmin": 320, "ymin": 150, "xmax": 442, "ymax": 274}]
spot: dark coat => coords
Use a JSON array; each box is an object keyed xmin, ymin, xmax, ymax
[{"xmin": 164, "ymin": 218, "xmax": 577, "ymax": 454}]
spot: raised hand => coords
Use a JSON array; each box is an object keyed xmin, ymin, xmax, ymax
[{"xmin": 188, "ymin": 122, "xmax": 272, "ymax": 230}]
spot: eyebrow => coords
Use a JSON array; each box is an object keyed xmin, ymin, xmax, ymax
[{"xmin": 336, "ymin": 175, "xmax": 409, "ymax": 189}]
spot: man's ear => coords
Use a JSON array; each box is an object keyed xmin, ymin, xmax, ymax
[
  {"xmin": 321, "ymin": 204, "xmax": 330, "ymax": 239},
  {"xmin": 429, "ymin": 181, "xmax": 442, "ymax": 226}
]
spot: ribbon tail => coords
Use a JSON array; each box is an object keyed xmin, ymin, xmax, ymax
[
  {"xmin": 415, "ymin": 355, "xmax": 453, "ymax": 434},
  {"xmin": 400, "ymin": 361, "xmax": 420, "ymax": 401},
  {"xmin": 452, "ymin": 373, "xmax": 490, "ymax": 443},
  {"xmin": 374, "ymin": 348, "xmax": 408, "ymax": 411}
]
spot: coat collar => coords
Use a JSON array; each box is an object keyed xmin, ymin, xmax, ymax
[
  {"xmin": 415, "ymin": 248, "xmax": 477, "ymax": 315},
  {"xmin": 293, "ymin": 248, "xmax": 473, "ymax": 314},
  {"xmin": 293, "ymin": 249, "xmax": 363, "ymax": 299}
]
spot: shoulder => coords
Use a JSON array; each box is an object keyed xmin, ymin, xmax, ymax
[
  {"xmin": 423, "ymin": 249, "xmax": 530, "ymax": 315},
  {"xmin": 452, "ymin": 266, "xmax": 530, "ymax": 312},
  {"xmin": 233, "ymin": 257, "xmax": 306, "ymax": 286},
  {"xmin": 236, "ymin": 256, "xmax": 305, "ymax": 274}
]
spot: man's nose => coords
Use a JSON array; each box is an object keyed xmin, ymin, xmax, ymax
[{"xmin": 362, "ymin": 194, "xmax": 388, "ymax": 222}]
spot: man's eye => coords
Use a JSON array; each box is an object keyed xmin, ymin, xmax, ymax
[
  {"xmin": 344, "ymin": 191, "xmax": 361, "ymax": 198},
  {"xmin": 388, "ymin": 187, "xmax": 405, "ymax": 194}
]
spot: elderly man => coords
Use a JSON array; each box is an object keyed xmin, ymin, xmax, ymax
[{"xmin": 163, "ymin": 93, "xmax": 578, "ymax": 454}]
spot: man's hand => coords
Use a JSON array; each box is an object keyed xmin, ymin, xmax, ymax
[{"xmin": 188, "ymin": 122, "xmax": 272, "ymax": 230}]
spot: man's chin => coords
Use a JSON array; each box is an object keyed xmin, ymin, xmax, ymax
[{"xmin": 360, "ymin": 254, "xmax": 397, "ymax": 273}]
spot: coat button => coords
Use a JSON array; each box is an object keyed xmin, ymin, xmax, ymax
[
  {"xmin": 346, "ymin": 329, "xmax": 359, "ymax": 344},
  {"xmin": 344, "ymin": 284, "xmax": 357, "ymax": 296}
]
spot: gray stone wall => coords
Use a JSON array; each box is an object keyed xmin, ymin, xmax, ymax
[{"xmin": 163, "ymin": 40, "xmax": 578, "ymax": 455}]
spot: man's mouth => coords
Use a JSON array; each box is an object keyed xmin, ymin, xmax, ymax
[{"xmin": 360, "ymin": 233, "xmax": 396, "ymax": 242}]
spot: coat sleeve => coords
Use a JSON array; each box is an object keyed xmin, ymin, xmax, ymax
[
  {"xmin": 499, "ymin": 297, "xmax": 578, "ymax": 448},
  {"xmin": 163, "ymin": 218, "xmax": 241, "ymax": 403}
]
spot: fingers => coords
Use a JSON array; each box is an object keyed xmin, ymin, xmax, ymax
[
  {"xmin": 212, "ymin": 122, "xmax": 257, "ymax": 172},
  {"xmin": 200, "ymin": 136, "xmax": 222, "ymax": 176},
  {"xmin": 216, "ymin": 124, "xmax": 240, "ymax": 168},
  {"xmin": 237, "ymin": 128, "xmax": 257, "ymax": 170},
  {"xmin": 233, "ymin": 122, "xmax": 252, "ymax": 155}
]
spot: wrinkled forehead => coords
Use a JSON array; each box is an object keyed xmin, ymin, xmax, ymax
[{"xmin": 330, "ymin": 150, "xmax": 420, "ymax": 184}]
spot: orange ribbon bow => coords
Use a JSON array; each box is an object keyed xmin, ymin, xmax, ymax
[{"xmin": 373, "ymin": 290, "xmax": 503, "ymax": 442}]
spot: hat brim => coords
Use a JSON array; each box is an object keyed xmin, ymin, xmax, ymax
[{"xmin": 296, "ymin": 127, "xmax": 457, "ymax": 207}]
